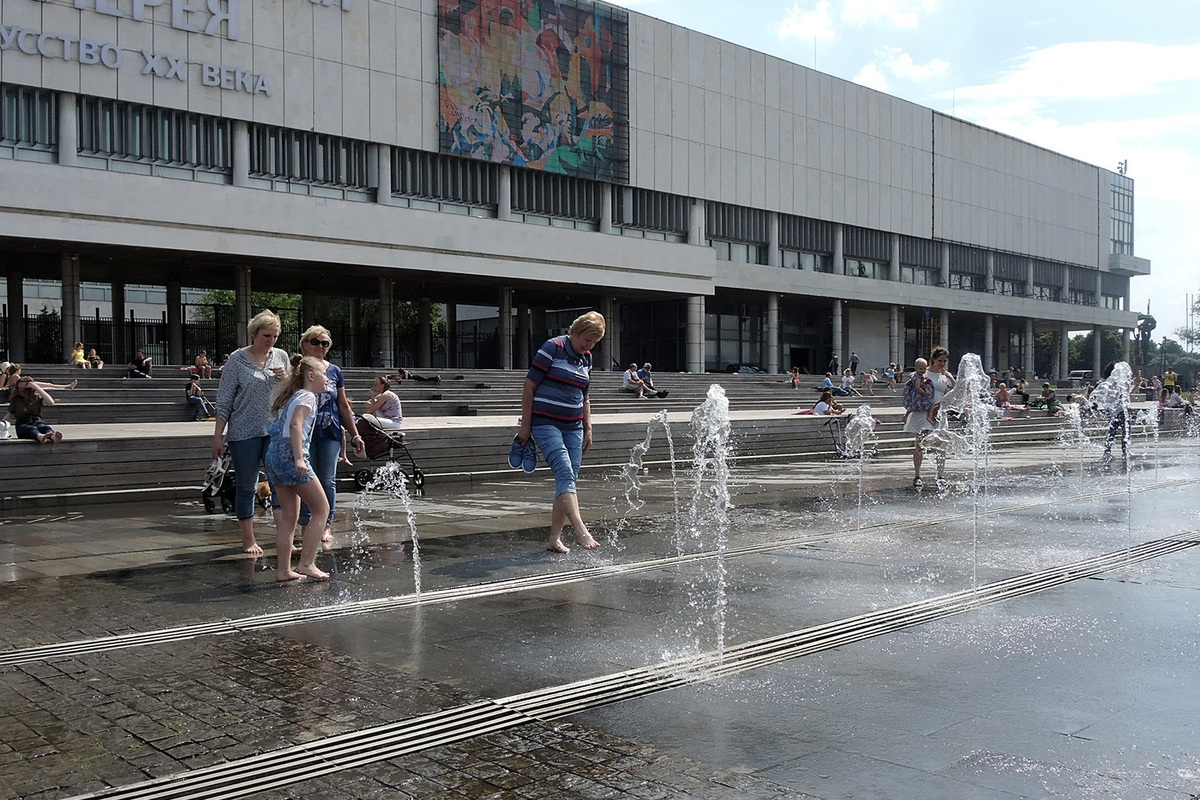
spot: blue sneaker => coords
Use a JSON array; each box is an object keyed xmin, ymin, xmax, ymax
[
  {"xmin": 522, "ymin": 442, "xmax": 538, "ymax": 473},
  {"xmin": 507, "ymin": 436, "xmax": 524, "ymax": 469}
]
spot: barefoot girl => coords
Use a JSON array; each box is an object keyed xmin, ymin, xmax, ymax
[
  {"xmin": 265, "ymin": 355, "xmax": 331, "ymax": 581},
  {"xmin": 517, "ymin": 311, "xmax": 605, "ymax": 554}
]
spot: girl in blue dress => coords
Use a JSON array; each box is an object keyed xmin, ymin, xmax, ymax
[{"xmin": 265, "ymin": 354, "xmax": 331, "ymax": 581}]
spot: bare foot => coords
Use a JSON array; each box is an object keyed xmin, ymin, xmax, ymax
[
  {"xmin": 547, "ymin": 538, "xmax": 570, "ymax": 554},
  {"xmin": 296, "ymin": 563, "xmax": 330, "ymax": 580},
  {"xmin": 276, "ymin": 569, "xmax": 304, "ymax": 582},
  {"xmin": 244, "ymin": 540, "xmax": 264, "ymax": 556},
  {"xmin": 321, "ymin": 527, "xmax": 334, "ymax": 543},
  {"xmin": 574, "ymin": 530, "xmax": 601, "ymax": 550},
  {"xmin": 51, "ymin": 431, "xmax": 63, "ymax": 444}
]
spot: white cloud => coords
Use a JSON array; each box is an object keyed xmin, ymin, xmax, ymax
[
  {"xmin": 840, "ymin": 0, "xmax": 939, "ymax": 28},
  {"xmin": 853, "ymin": 62, "xmax": 889, "ymax": 91},
  {"xmin": 777, "ymin": 0, "xmax": 837, "ymax": 41},
  {"xmin": 952, "ymin": 41, "xmax": 1200, "ymax": 112},
  {"xmin": 875, "ymin": 46, "xmax": 950, "ymax": 81}
]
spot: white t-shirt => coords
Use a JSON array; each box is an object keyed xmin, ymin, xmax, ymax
[
  {"xmin": 812, "ymin": 400, "xmax": 830, "ymax": 416},
  {"xmin": 623, "ymin": 369, "xmax": 639, "ymax": 389}
]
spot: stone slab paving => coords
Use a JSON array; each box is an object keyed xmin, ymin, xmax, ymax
[{"xmin": 1, "ymin": 440, "xmax": 1198, "ymax": 799}]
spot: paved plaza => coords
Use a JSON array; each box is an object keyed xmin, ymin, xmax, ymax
[{"xmin": 1, "ymin": 436, "xmax": 1199, "ymax": 800}]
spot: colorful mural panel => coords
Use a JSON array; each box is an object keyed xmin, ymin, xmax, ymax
[{"xmin": 437, "ymin": 0, "xmax": 629, "ymax": 183}]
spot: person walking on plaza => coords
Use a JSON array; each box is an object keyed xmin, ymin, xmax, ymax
[
  {"xmin": 212, "ymin": 310, "xmax": 290, "ymax": 556},
  {"xmin": 905, "ymin": 346, "xmax": 956, "ymax": 488},
  {"xmin": 294, "ymin": 326, "xmax": 365, "ymax": 543},
  {"xmin": 849, "ymin": 351, "xmax": 860, "ymax": 375},
  {"xmin": 264, "ymin": 354, "xmax": 331, "ymax": 581},
  {"xmin": 517, "ymin": 311, "xmax": 605, "ymax": 554}
]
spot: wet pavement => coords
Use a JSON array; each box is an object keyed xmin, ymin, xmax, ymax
[{"xmin": 1, "ymin": 436, "xmax": 1199, "ymax": 799}]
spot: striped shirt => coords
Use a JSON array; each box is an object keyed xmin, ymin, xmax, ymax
[{"xmin": 527, "ymin": 335, "xmax": 591, "ymax": 429}]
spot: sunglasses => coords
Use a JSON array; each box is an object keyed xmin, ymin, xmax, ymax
[{"xmin": 307, "ymin": 339, "xmax": 331, "ymax": 347}]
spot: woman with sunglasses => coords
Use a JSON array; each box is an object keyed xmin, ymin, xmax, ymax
[
  {"xmin": 296, "ymin": 326, "xmax": 365, "ymax": 542},
  {"xmin": 212, "ymin": 310, "xmax": 290, "ymax": 556}
]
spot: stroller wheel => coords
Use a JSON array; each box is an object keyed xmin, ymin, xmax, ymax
[
  {"xmin": 221, "ymin": 496, "xmax": 235, "ymax": 515},
  {"xmin": 412, "ymin": 468, "xmax": 425, "ymax": 489},
  {"xmin": 354, "ymin": 468, "xmax": 374, "ymax": 489},
  {"xmin": 202, "ymin": 494, "xmax": 216, "ymax": 513}
]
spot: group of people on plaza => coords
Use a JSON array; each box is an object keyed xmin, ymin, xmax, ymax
[
  {"xmin": 1, "ymin": 361, "xmax": 78, "ymax": 443},
  {"xmin": 621, "ymin": 362, "xmax": 667, "ymax": 399}
]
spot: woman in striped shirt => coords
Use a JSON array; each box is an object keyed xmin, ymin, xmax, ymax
[{"xmin": 517, "ymin": 311, "xmax": 606, "ymax": 553}]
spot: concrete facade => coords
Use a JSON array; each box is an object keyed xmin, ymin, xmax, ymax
[{"xmin": 0, "ymin": 0, "xmax": 1149, "ymax": 375}]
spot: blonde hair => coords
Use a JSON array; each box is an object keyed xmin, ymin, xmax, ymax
[
  {"xmin": 300, "ymin": 325, "xmax": 331, "ymax": 347},
  {"xmin": 248, "ymin": 309, "xmax": 282, "ymax": 340},
  {"xmin": 568, "ymin": 311, "xmax": 606, "ymax": 340},
  {"xmin": 271, "ymin": 354, "xmax": 326, "ymax": 414}
]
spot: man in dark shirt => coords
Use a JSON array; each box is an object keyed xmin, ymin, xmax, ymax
[{"xmin": 126, "ymin": 348, "xmax": 153, "ymax": 379}]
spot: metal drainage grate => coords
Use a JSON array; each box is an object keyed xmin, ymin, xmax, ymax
[{"xmin": 67, "ymin": 533, "xmax": 1199, "ymax": 800}]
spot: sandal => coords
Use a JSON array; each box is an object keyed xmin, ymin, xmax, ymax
[{"xmin": 913, "ymin": 477, "xmax": 923, "ymax": 488}]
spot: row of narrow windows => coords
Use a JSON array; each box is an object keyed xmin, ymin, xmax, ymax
[{"xmin": 1, "ymin": 83, "xmax": 1128, "ymax": 308}]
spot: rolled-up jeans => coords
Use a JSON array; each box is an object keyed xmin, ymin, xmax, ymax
[
  {"xmin": 531, "ymin": 423, "xmax": 583, "ymax": 497},
  {"xmin": 227, "ymin": 436, "xmax": 270, "ymax": 521},
  {"xmin": 298, "ymin": 434, "xmax": 342, "ymax": 526}
]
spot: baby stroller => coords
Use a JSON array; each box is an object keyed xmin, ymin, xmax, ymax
[
  {"xmin": 201, "ymin": 449, "xmax": 271, "ymax": 514},
  {"xmin": 352, "ymin": 416, "xmax": 425, "ymax": 491}
]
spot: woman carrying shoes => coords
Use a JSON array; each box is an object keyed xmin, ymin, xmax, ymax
[{"xmin": 517, "ymin": 311, "xmax": 605, "ymax": 554}]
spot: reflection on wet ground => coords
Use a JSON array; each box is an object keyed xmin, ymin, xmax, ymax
[{"xmin": 1, "ymin": 440, "xmax": 1199, "ymax": 799}]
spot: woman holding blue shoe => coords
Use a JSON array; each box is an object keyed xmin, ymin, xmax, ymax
[{"xmin": 516, "ymin": 311, "xmax": 605, "ymax": 553}]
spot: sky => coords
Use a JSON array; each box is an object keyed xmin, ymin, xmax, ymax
[{"xmin": 606, "ymin": 0, "xmax": 1200, "ymax": 344}]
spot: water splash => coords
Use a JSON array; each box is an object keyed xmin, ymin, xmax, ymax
[
  {"xmin": 936, "ymin": 353, "xmax": 994, "ymax": 587},
  {"xmin": 686, "ymin": 384, "xmax": 732, "ymax": 657},
  {"xmin": 352, "ymin": 462, "xmax": 422, "ymax": 595},
  {"xmin": 610, "ymin": 410, "xmax": 679, "ymax": 551},
  {"xmin": 842, "ymin": 405, "xmax": 878, "ymax": 528}
]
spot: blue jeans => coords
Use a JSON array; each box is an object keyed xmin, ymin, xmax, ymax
[
  {"xmin": 298, "ymin": 434, "xmax": 341, "ymax": 526},
  {"xmin": 227, "ymin": 436, "xmax": 270, "ymax": 521},
  {"xmin": 532, "ymin": 424, "xmax": 583, "ymax": 497}
]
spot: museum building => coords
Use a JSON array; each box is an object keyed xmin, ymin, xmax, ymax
[{"xmin": 0, "ymin": 0, "xmax": 1150, "ymax": 375}]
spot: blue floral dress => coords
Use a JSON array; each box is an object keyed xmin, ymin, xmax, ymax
[{"xmin": 265, "ymin": 390, "xmax": 318, "ymax": 486}]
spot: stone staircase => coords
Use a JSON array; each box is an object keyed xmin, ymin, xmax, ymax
[{"xmin": 1, "ymin": 364, "xmax": 1080, "ymax": 510}]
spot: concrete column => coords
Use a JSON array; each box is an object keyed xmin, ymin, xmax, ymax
[
  {"xmin": 621, "ymin": 187, "xmax": 634, "ymax": 225},
  {"xmin": 232, "ymin": 120, "xmax": 250, "ymax": 188},
  {"xmin": 5, "ymin": 271, "xmax": 25, "ymax": 362},
  {"xmin": 1059, "ymin": 323, "xmax": 1070, "ymax": 382},
  {"xmin": 605, "ymin": 298, "xmax": 620, "ymax": 369},
  {"xmin": 689, "ymin": 199, "xmax": 705, "ymax": 245},
  {"xmin": 686, "ymin": 296, "xmax": 705, "ymax": 373},
  {"xmin": 985, "ymin": 252, "xmax": 995, "ymax": 294},
  {"xmin": 599, "ymin": 185, "xmax": 613, "ymax": 234},
  {"xmin": 445, "ymin": 303, "xmax": 458, "ymax": 368},
  {"xmin": 889, "ymin": 305, "xmax": 900, "ymax": 367},
  {"xmin": 57, "ymin": 92, "xmax": 77, "ymax": 167},
  {"xmin": 767, "ymin": 213, "xmax": 780, "ymax": 267},
  {"xmin": 1122, "ymin": 328, "xmax": 1130, "ymax": 363},
  {"xmin": 111, "ymin": 281, "xmax": 127, "ymax": 363},
  {"xmin": 301, "ymin": 289, "xmax": 317, "ymax": 329},
  {"xmin": 376, "ymin": 278, "xmax": 394, "ymax": 368},
  {"xmin": 889, "ymin": 234, "xmax": 900, "ymax": 282},
  {"xmin": 939, "ymin": 309, "xmax": 949, "ymax": 350},
  {"xmin": 941, "ymin": 243, "xmax": 951, "ymax": 287},
  {"xmin": 766, "ymin": 293, "xmax": 779, "ymax": 374},
  {"xmin": 166, "ymin": 280, "xmax": 183, "ymax": 365},
  {"xmin": 516, "ymin": 303, "xmax": 531, "ymax": 368},
  {"xmin": 832, "ymin": 224, "xmax": 844, "ymax": 275},
  {"xmin": 348, "ymin": 299, "xmax": 360, "ymax": 366},
  {"xmin": 497, "ymin": 166, "xmax": 512, "ymax": 220},
  {"xmin": 499, "ymin": 287, "xmax": 513, "ymax": 369},
  {"xmin": 1026, "ymin": 257, "xmax": 1035, "ymax": 298},
  {"xmin": 983, "ymin": 314, "xmax": 994, "ymax": 373},
  {"xmin": 1093, "ymin": 325, "xmax": 1103, "ymax": 379},
  {"xmin": 60, "ymin": 254, "xmax": 81, "ymax": 362},
  {"xmin": 1024, "ymin": 318, "xmax": 1035, "ymax": 377},
  {"xmin": 597, "ymin": 296, "xmax": 615, "ymax": 371},
  {"xmin": 831, "ymin": 299, "xmax": 843, "ymax": 368},
  {"xmin": 234, "ymin": 267, "xmax": 251, "ymax": 347},
  {"xmin": 375, "ymin": 144, "xmax": 392, "ymax": 205},
  {"xmin": 1062, "ymin": 268, "xmax": 1071, "ymax": 304},
  {"xmin": 417, "ymin": 297, "xmax": 432, "ymax": 369}
]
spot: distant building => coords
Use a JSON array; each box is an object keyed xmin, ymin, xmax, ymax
[{"xmin": 1, "ymin": 0, "xmax": 1147, "ymax": 376}]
